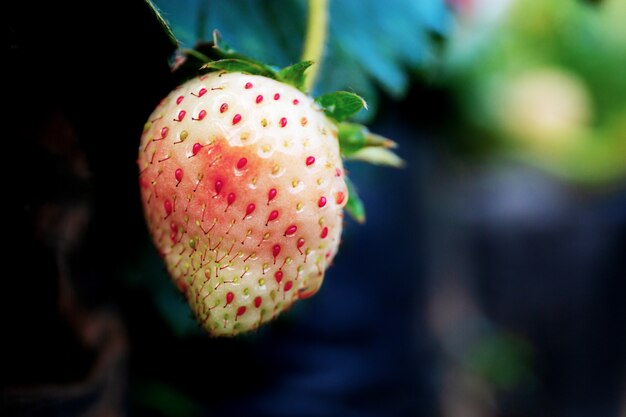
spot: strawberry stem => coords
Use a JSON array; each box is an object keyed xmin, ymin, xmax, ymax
[{"xmin": 301, "ymin": 0, "xmax": 329, "ymax": 93}]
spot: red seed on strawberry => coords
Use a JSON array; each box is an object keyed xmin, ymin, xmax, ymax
[
  {"xmin": 193, "ymin": 110, "xmax": 206, "ymax": 120},
  {"xmin": 267, "ymin": 188, "xmax": 277, "ymax": 204},
  {"xmin": 226, "ymin": 292, "xmax": 234, "ymax": 305},
  {"xmin": 272, "ymin": 244, "xmax": 281, "ymax": 259},
  {"xmin": 192, "ymin": 87, "xmax": 207, "ymax": 97},
  {"xmin": 214, "ymin": 180, "xmax": 223, "ymax": 195},
  {"xmin": 244, "ymin": 203, "xmax": 256, "ymax": 219},
  {"xmin": 297, "ymin": 238, "xmax": 305, "ymax": 253},
  {"xmin": 174, "ymin": 110, "xmax": 186, "ymax": 121},
  {"xmin": 163, "ymin": 199, "xmax": 172, "ymax": 216},
  {"xmin": 266, "ymin": 210, "xmax": 279, "ymax": 225}
]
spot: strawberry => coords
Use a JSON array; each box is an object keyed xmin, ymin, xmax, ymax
[
  {"xmin": 138, "ymin": 71, "xmax": 349, "ymax": 336},
  {"xmin": 137, "ymin": 30, "xmax": 401, "ymax": 336}
]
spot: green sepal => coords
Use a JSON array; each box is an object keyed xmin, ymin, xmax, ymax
[
  {"xmin": 338, "ymin": 122, "xmax": 366, "ymax": 155},
  {"xmin": 344, "ymin": 177, "xmax": 366, "ymax": 224},
  {"xmin": 211, "ymin": 30, "xmax": 236, "ymax": 56},
  {"xmin": 201, "ymin": 59, "xmax": 278, "ymax": 78},
  {"xmin": 338, "ymin": 123, "xmax": 404, "ymax": 167},
  {"xmin": 315, "ymin": 92, "xmax": 367, "ymax": 122},
  {"xmin": 345, "ymin": 147, "xmax": 405, "ymax": 168},
  {"xmin": 338, "ymin": 122, "xmax": 397, "ymax": 156},
  {"xmin": 276, "ymin": 61, "xmax": 314, "ymax": 92}
]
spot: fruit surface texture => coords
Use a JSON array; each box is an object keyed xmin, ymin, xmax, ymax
[{"xmin": 138, "ymin": 72, "xmax": 347, "ymax": 336}]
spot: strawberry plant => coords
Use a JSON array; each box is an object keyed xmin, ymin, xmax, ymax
[{"xmin": 140, "ymin": 4, "xmax": 402, "ymax": 336}]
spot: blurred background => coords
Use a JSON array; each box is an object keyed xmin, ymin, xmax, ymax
[{"xmin": 3, "ymin": 0, "xmax": 625, "ymax": 416}]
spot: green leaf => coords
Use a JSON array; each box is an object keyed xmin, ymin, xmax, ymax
[
  {"xmin": 345, "ymin": 147, "xmax": 405, "ymax": 168},
  {"xmin": 152, "ymin": 0, "xmax": 450, "ymax": 116},
  {"xmin": 345, "ymin": 177, "xmax": 366, "ymax": 223},
  {"xmin": 144, "ymin": 0, "xmax": 179, "ymax": 48},
  {"xmin": 315, "ymin": 91, "xmax": 367, "ymax": 122},
  {"xmin": 277, "ymin": 61, "xmax": 314, "ymax": 92},
  {"xmin": 201, "ymin": 59, "xmax": 277, "ymax": 78},
  {"xmin": 338, "ymin": 122, "xmax": 397, "ymax": 156}
]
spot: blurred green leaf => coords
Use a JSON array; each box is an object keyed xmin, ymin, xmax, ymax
[
  {"xmin": 465, "ymin": 333, "xmax": 534, "ymax": 391},
  {"xmin": 152, "ymin": 0, "xmax": 450, "ymax": 115},
  {"xmin": 443, "ymin": 0, "xmax": 626, "ymax": 185},
  {"xmin": 144, "ymin": 0, "xmax": 179, "ymax": 48}
]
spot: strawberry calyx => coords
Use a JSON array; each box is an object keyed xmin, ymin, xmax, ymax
[{"xmin": 337, "ymin": 123, "xmax": 404, "ymax": 168}]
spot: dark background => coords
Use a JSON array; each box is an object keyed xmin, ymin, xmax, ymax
[{"xmin": 2, "ymin": 1, "xmax": 625, "ymax": 416}]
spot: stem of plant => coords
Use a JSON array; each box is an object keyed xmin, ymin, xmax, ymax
[{"xmin": 301, "ymin": 0, "xmax": 329, "ymax": 93}]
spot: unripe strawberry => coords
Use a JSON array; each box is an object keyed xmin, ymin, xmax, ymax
[{"xmin": 138, "ymin": 71, "xmax": 347, "ymax": 336}]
